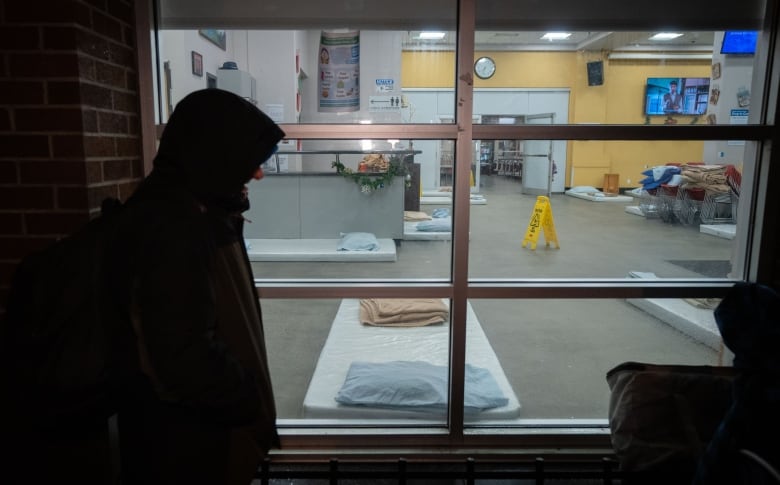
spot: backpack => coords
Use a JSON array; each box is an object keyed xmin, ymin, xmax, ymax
[{"xmin": 1, "ymin": 198, "xmax": 124, "ymax": 431}]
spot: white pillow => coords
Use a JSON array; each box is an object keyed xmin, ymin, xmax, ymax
[{"xmin": 567, "ymin": 185, "xmax": 600, "ymax": 194}]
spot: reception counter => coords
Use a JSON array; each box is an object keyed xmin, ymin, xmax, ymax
[{"xmin": 245, "ymin": 172, "xmax": 405, "ymax": 240}]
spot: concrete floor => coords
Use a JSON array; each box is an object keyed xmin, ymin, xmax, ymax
[{"xmin": 252, "ymin": 176, "xmax": 729, "ymax": 421}]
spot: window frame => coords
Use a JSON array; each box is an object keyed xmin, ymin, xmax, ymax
[{"xmin": 137, "ymin": 0, "xmax": 780, "ymax": 454}]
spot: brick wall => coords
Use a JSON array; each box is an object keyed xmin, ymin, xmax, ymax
[{"xmin": 0, "ymin": 0, "xmax": 144, "ymax": 312}]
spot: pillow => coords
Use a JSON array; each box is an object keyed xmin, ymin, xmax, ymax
[
  {"xmin": 335, "ymin": 360, "xmax": 508, "ymax": 413},
  {"xmin": 416, "ymin": 217, "xmax": 451, "ymax": 232},
  {"xmin": 337, "ymin": 232, "xmax": 380, "ymax": 251}
]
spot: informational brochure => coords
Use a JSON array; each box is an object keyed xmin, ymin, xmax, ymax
[{"xmin": 318, "ymin": 30, "xmax": 360, "ymax": 112}]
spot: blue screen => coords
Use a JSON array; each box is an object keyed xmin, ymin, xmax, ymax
[{"xmin": 721, "ymin": 31, "xmax": 758, "ymax": 55}]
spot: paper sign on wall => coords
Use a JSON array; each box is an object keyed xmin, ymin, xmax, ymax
[{"xmin": 318, "ymin": 30, "xmax": 360, "ymax": 113}]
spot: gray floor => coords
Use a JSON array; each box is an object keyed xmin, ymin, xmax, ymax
[{"xmin": 253, "ymin": 176, "xmax": 727, "ymax": 420}]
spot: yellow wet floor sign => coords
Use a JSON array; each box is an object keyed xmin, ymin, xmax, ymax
[{"xmin": 522, "ymin": 196, "xmax": 560, "ymax": 250}]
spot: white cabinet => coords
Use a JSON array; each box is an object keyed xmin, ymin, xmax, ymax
[{"xmin": 217, "ymin": 69, "xmax": 257, "ymax": 104}]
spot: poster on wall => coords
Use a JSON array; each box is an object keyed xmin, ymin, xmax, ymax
[{"xmin": 318, "ymin": 30, "xmax": 360, "ymax": 112}]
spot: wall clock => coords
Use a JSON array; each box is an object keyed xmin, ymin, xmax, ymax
[{"xmin": 474, "ymin": 56, "xmax": 496, "ymax": 79}]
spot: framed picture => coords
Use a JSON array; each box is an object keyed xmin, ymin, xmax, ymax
[
  {"xmin": 199, "ymin": 29, "xmax": 227, "ymax": 50},
  {"xmin": 711, "ymin": 62, "xmax": 721, "ymax": 80},
  {"xmin": 191, "ymin": 51, "xmax": 203, "ymax": 77}
]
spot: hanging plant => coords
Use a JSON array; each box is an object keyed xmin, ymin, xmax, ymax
[{"xmin": 331, "ymin": 156, "xmax": 410, "ymax": 193}]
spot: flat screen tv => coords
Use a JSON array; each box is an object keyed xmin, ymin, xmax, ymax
[
  {"xmin": 721, "ymin": 30, "xmax": 758, "ymax": 55},
  {"xmin": 645, "ymin": 77, "xmax": 710, "ymax": 116}
]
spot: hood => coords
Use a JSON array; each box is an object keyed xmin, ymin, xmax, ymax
[
  {"xmin": 153, "ymin": 89, "xmax": 285, "ymax": 208},
  {"xmin": 715, "ymin": 282, "xmax": 780, "ymax": 372}
]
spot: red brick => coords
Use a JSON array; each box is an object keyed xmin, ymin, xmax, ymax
[
  {"xmin": 92, "ymin": 9, "xmax": 122, "ymax": 42},
  {"xmin": 0, "ymin": 236, "xmax": 58, "ymax": 260},
  {"xmin": 84, "ymin": 0, "xmax": 107, "ymax": 9},
  {"xmin": 0, "ymin": 81, "xmax": 46, "ymax": 105},
  {"xmin": 19, "ymin": 160, "xmax": 87, "ymax": 185},
  {"xmin": 1, "ymin": 262, "xmax": 23, "ymax": 287},
  {"xmin": 0, "ymin": 186, "xmax": 54, "ymax": 210},
  {"xmin": 5, "ymin": 1, "xmax": 91, "ymax": 27},
  {"xmin": 129, "ymin": 159, "xmax": 143, "ymax": 179},
  {"xmin": 87, "ymin": 184, "xmax": 118, "ymax": 208},
  {"xmin": 26, "ymin": 211, "xmax": 90, "ymax": 235},
  {"xmin": 107, "ymin": 41, "xmax": 134, "ymax": 66},
  {"xmin": 127, "ymin": 114, "xmax": 139, "ymax": 134},
  {"xmin": 51, "ymin": 134, "xmax": 86, "ymax": 157},
  {"xmin": 86, "ymin": 160, "xmax": 103, "ymax": 183},
  {"xmin": 48, "ymin": 81, "xmax": 82, "ymax": 105},
  {"xmin": 112, "ymin": 90, "xmax": 137, "ymax": 112},
  {"xmin": 43, "ymin": 26, "xmax": 78, "ymax": 51},
  {"xmin": 103, "ymin": 158, "xmax": 131, "ymax": 180},
  {"xmin": 0, "ymin": 161, "xmax": 19, "ymax": 183},
  {"xmin": 121, "ymin": 24, "xmax": 134, "ymax": 48},
  {"xmin": 84, "ymin": 135, "xmax": 115, "ymax": 157},
  {"xmin": 16, "ymin": 107, "xmax": 84, "ymax": 132},
  {"xmin": 117, "ymin": 179, "xmax": 139, "ymax": 199},
  {"xmin": 80, "ymin": 82, "xmax": 113, "ymax": 108},
  {"xmin": 82, "ymin": 108, "xmax": 98, "ymax": 132},
  {"xmin": 97, "ymin": 111, "xmax": 127, "ymax": 133},
  {"xmin": 79, "ymin": 55, "xmax": 96, "ymax": 81},
  {"xmin": 9, "ymin": 53, "xmax": 80, "ymax": 78},
  {"xmin": 115, "ymin": 136, "xmax": 138, "ymax": 156},
  {"xmin": 0, "ymin": 135, "xmax": 50, "ymax": 157},
  {"xmin": 107, "ymin": 0, "xmax": 133, "ymax": 24},
  {"xmin": 94, "ymin": 61, "xmax": 125, "ymax": 87},
  {"xmin": 56, "ymin": 186, "xmax": 88, "ymax": 209},
  {"xmin": 77, "ymin": 31, "xmax": 111, "ymax": 62},
  {"xmin": 0, "ymin": 214, "xmax": 23, "ymax": 234},
  {"xmin": 0, "ymin": 26, "xmax": 41, "ymax": 50},
  {"xmin": 0, "ymin": 109, "xmax": 9, "ymax": 130}
]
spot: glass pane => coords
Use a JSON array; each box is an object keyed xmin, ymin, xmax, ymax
[
  {"xmin": 466, "ymin": 31, "xmax": 763, "ymax": 125},
  {"xmin": 469, "ymin": 140, "xmax": 748, "ymax": 279},
  {"xmin": 154, "ymin": 13, "xmax": 457, "ymax": 123},
  {"xmin": 246, "ymin": 139, "xmax": 454, "ymax": 280},
  {"xmin": 465, "ymin": 298, "xmax": 722, "ymax": 424},
  {"xmin": 265, "ymin": 298, "xmax": 450, "ymax": 425}
]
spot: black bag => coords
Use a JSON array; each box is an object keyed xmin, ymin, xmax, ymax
[
  {"xmin": 606, "ymin": 361, "xmax": 738, "ymax": 476},
  {"xmin": 1, "ymin": 198, "xmax": 124, "ymax": 430}
]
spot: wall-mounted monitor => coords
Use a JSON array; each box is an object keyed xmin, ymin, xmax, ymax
[
  {"xmin": 645, "ymin": 77, "xmax": 710, "ymax": 116},
  {"xmin": 721, "ymin": 30, "xmax": 758, "ymax": 55}
]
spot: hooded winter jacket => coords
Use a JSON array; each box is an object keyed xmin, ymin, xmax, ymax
[{"xmin": 111, "ymin": 89, "xmax": 285, "ymax": 484}]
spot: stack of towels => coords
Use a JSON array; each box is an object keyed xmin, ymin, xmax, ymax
[{"xmin": 359, "ymin": 298, "xmax": 449, "ymax": 327}]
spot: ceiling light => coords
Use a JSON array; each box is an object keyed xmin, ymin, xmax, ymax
[
  {"xmin": 650, "ymin": 32, "xmax": 683, "ymax": 40},
  {"xmin": 419, "ymin": 31, "xmax": 446, "ymax": 40},
  {"xmin": 541, "ymin": 32, "xmax": 572, "ymax": 41}
]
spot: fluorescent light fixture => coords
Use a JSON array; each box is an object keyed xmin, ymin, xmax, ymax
[
  {"xmin": 419, "ymin": 31, "xmax": 446, "ymax": 40},
  {"xmin": 650, "ymin": 32, "xmax": 683, "ymax": 40},
  {"xmin": 541, "ymin": 32, "xmax": 571, "ymax": 40}
]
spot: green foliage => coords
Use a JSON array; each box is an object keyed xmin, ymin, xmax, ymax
[{"xmin": 331, "ymin": 156, "xmax": 410, "ymax": 193}]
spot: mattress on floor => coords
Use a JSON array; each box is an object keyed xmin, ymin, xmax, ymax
[
  {"xmin": 302, "ymin": 299, "xmax": 521, "ymax": 421},
  {"xmin": 565, "ymin": 190, "xmax": 633, "ymax": 202},
  {"xmin": 403, "ymin": 221, "xmax": 452, "ymax": 241},
  {"xmin": 245, "ymin": 238, "xmax": 397, "ymax": 262}
]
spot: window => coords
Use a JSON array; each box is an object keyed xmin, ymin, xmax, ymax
[{"xmin": 149, "ymin": 0, "xmax": 777, "ymax": 450}]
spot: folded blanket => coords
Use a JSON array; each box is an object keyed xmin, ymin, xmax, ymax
[
  {"xmin": 360, "ymin": 298, "xmax": 449, "ymax": 327},
  {"xmin": 404, "ymin": 210, "xmax": 432, "ymax": 221}
]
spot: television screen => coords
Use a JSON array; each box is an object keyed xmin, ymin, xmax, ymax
[
  {"xmin": 645, "ymin": 77, "xmax": 710, "ymax": 116},
  {"xmin": 721, "ymin": 30, "xmax": 758, "ymax": 55}
]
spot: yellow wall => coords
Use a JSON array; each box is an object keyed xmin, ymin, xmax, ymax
[{"xmin": 401, "ymin": 51, "xmax": 710, "ymax": 188}]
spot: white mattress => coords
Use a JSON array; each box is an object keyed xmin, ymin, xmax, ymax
[
  {"xmin": 565, "ymin": 190, "xmax": 633, "ymax": 202},
  {"xmin": 302, "ymin": 299, "xmax": 521, "ymax": 421},
  {"xmin": 245, "ymin": 238, "xmax": 397, "ymax": 262},
  {"xmin": 403, "ymin": 221, "xmax": 452, "ymax": 241},
  {"xmin": 624, "ymin": 205, "xmax": 644, "ymax": 217},
  {"xmin": 700, "ymin": 224, "xmax": 736, "ymax": 240}
]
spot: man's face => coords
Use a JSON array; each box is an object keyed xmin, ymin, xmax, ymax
[{"xmin": 670, "ymin": 83, "xmax": 678, "ymax": 93}]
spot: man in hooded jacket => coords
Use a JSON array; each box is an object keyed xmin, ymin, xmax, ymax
[{"xmin": 109, "ymin": 89, "xmax": 285, "ymax": 484}]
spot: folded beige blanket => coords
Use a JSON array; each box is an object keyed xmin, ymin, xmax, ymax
[
  {"xmin": 404, "ymin": 210, "xmax": 432, "ymax": 222},
  {"xmin": 359, "ymin": 298, "xmax": 449, "ymax": 327}
]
